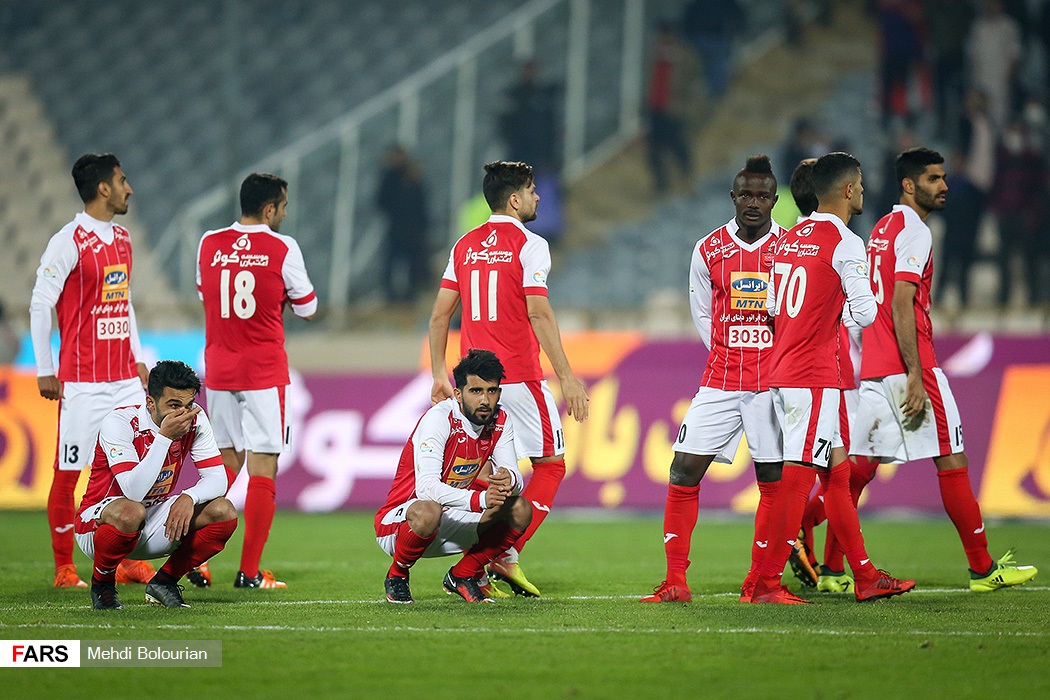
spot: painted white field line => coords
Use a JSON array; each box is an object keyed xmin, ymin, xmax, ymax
[{"xmin": 1, "ymin": 621, "xmax": 1047, "ymax": 638}]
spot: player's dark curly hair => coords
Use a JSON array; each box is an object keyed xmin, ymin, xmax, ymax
[
  {"xmin": 734, "ymin": 154, "xmax": 777, "ymax": 193},
  {"xmin": 148, "ymin": 360, "xmax": 202, "ymax": 399},
  {"xmin": 895, "ymin": 147, "xmax": 944, "ymax": 193},
  {"xmin": 482, "ymin": 161, "xmax": 534, "ymax": 211},
  {"xmin": 72, "ymin": 153, "xmax": 122, "ymax": 204},
  {"xmin": 452, "ymin": 349, "xmax": 506, "ymax": 389},
  {"xmin": 810, "ymin": 152, "xmax": 861, "ymax": 199},
  {"xmin": 790, "ymin": 158, "xmax": 818, "ymax": 216},
  {"xmin": 240, "ymin": 172, "xmax": 288, "ymax": 218}
]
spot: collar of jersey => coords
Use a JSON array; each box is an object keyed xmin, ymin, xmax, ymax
[
  {"xmin": 75, "ymin": 211, "xmax": 116, "ymax": 244},
  {"xmin": 229, "ymin": 221, "xmax": 276, "ymax": 235},
  {"xmin": 486, "ymin": 214, "xmax": 529, "ymax": 234}
]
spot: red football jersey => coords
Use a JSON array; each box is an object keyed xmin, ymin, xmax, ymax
[
  {"xmin": 196, "ymin": 222, "xmax": 317, "ymax": 391},
  {"xmin": 860, "ymin": 205, "xmax": 938, "ymax": 379},
  {"xmin": 767, "ymin": 213, "xmax": 876, "ymax": 388},
  {"xmin": 75, "ymin": 404, "xmax": 225, "ymax": 534},
  {"xmin": 31, "ymin": 213, "xmax": 138, "ymax": 382},
  {"xmin": 440, "ymin": 215, "xmax": 550, "ymax": 383},
  {"xmin": 691, "ymin": 219, "xmax": 782, "ymax": 391}
]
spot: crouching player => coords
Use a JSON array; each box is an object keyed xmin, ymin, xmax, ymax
[
  {"xmin": 74, "ymin": 360, "xmax": 238, "ymax": 610},
  {"xmin": 375, "ymin": 349, "xmax": 531, "ymax": 603}
]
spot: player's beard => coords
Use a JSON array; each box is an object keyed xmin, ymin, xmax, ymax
[
  {"xmin": 915, "ymin": 185, "xmax": 946, "ymax": 213},
  {"xmin": 463, "ymin": 403, "xmax": 498, "ymax": 427}
]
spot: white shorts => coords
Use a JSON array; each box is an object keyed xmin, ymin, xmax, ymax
[
  {"xmin": 206, "ymin": 386, "xmax": 289, "ymax": 454},
  {"xmin": 75, "ymin": 496, "xmax": 182, "ymax": 561},
  {"xmin": 497, "ymin": 380, "xmax": 565, "ymax": 459},
  {"xmin": 772, "ymin": 387, "xmax": 843, "ymax": 467},
  {"xmin": 375, "ymin": 499, "xmax": 481, "ymax": 558},
  {"xmin": 57, "ymin": 378, "xmax": 145, "ymax": 472},
  {"xmin": 840, "ymin": 387, "xmax": 859, "ymax": 454},
  {"xmin": 674, "ymin": 387, "xmax": 782, "ymax": 463},
  {"xmin": 850, "ymin": 368, "xmax": 964, "ymax": 462}
]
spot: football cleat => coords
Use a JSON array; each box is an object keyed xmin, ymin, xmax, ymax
[
  {"xmin": 116, "ymin": 559, "xmax": 156, "ymax": 584},
  {"xmin": 186, "ymin": 561, "xmax": 212, "ymax": 588},
  {"xmin": 90, "ymin": 582, "xmax": 123, "ymax": 610},
  {"xmin": 640, "ymin": 580, "xmax": 692, "ymax": 603},
  {"xmin": 486, "ymin": 556, "xmax": 541, "ymax": 597},
  {"xmin": 54, "ymin": 564, "xmax": 88, "ymax": 588},
  {"xmin": 749, "ymin": 581, "xmax": 813, "ymax": 605},
  {"xmin": 739, "ymin": 572, "xmax": 757, "ymax": 603},
  {"xmin": 789, "ymin": 537, "xmax": 819, "ymax": 588},
  {"xmin": 816, "ymin": 565, "xmax": 855, "ymax": 593},
  {"xmin": 145, "ymin": 579, "xmax": 190, "ymax": 608},
  {"xmin": 855, "ymin": 570, "xmax": 915, "ymax": 602},
  {"xmin": 970, "ymin": 549, "xmax": 1038, "ymax": 592},
  {"xmin": 384, "ymin": 575, "xmax": 414, "ymax": 604},
  {"xmin": 478, "ymin": 573, "xmax": 510, "ymax": 599},
  {"xmin": 234, "ymin": 570, "xmax": 288, "ymax": 589},
  {"xmin": 443, "ymin": 569, "xmax": 493, "ymax": 603}
]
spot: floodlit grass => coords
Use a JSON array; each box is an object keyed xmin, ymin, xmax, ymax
[{"xmin": 2, "ymin": 510, "xmax": 1048, "ymax": 698}]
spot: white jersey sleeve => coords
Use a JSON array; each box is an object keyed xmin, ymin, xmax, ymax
[
  {"xmin": 833, "ymin": 233, "xmax": 877, "ymax": 328},
  {"xmin": 688, "ymin": 243, "xmax": 713, "ymax": 348},
  {"xmin": 519, "ymin": 234, "xmax": 551, "ymax": 293},
  {"xmin": 128, "ymin": 300, "xmax": 144, "ymax": 364},
  {"xmin": 29, "ymin": 229, "xmax": 78, "ymax": 376},
  {"xmin": 280, "ymin": 236, "xmax": 317, "ymax": 317},
  {"xmin": 412, "ymin": 406, "xmax": 475, "ymax": 511},
  {"xmin": 99, "ymin": 412, "xmax": 175, "ymax": 503},
  {"xmin": 180, "ymin": 410, "xmax": 227, "ymax": 505},
  {"xmin": 893, "ymin": 223, "xmax": 932, "ymax": 280},
  {"xmin": 490, "ymin": 417, "xmax": 523, "ymax": 495},
  {"xmin": 441, "ymin": 247, "xmax": 457, "ymax": 285}
]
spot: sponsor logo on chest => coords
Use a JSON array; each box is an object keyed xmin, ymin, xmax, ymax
[
  {"xmin": 729, "ymin": 272, "xmax": 769, "ymax": 311},
  {"xmin": 462, "ymin": 230, "xmax": 514, "ymax": 265},
  {"xmin": 101, "ymin": 264, "xmax": 129, "ymax": 302}
]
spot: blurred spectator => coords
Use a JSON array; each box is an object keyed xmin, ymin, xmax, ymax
[
  {"xmin": 966, "ymin": 0, "xmax": 1023, "ymax": 130},
  {"xmin": 877, "ymin": 0, "xmax": 931, "ymax": 128},
  {"xmin": 777, "ymin": 118, "xmax": 830, "ymax": 184},
  {"xmin": 645, "ymin": 22, "xmax": 699, "ymax": 194},
  {"xmin": 988, "ymin": 119, "xmax": 1049, "ymax": 306},
  {"xmin": 877, "ymin": 127, "xmax": 920, "ymax": 217},
  {"xmin": 0, "ymin": 301, "xmax": 20, "ymax": 365},
  {"xmin": 375, "ymin": 145, "xmax": 431, "ymax": 304},
  {"xmin": 498, "ymin": 61, "xmax": 562, "ymax": 174},
  {"xmin": 680, "ymin": 0, "xmax": 742, "ymax": 98},
  {"xmin": 528, "ymin": 172, "xmax": 565, "ymax": 248},
  {"xmin": 924, "ymin": 0, "xmax": 975, "ymax": 138}
]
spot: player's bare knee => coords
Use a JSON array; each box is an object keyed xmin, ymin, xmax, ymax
[
  {"xmin": 406, "ymin": 500, "xmax": 442, "ymax": 537},
  {"xmin": 509, "ymin": 496, "xmax": 532, "ymax": 530},
  {"xmin": 200, "ymin": 496, "xmax": 238, "ymax": 524},
  {"xmin": 934, "ymin": 451, "xmax": 968, "ymax": 471},
  {"xmin": 754, "ymin": 461, "xmax": 782, "ymax": 482},
  {"xmin": 100, "ymin": 499, "xmax": 146, "ymax": 533},
  {"xmin": 669, "ymin": 452, "xmax": 710, "ymax": 486}
]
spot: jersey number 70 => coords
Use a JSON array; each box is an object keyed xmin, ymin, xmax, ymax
[{"xmin": 772, "ymin": 262, "xmax": 808, "ymax": 318}]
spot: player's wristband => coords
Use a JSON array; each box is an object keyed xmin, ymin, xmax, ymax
[
  {"xmin": 470, "ymin": 490, "xmax": 485, "ymax": 513},
  {"xmin": 471, "ymin": 479, "xmax": 490, "ymax": 492}
]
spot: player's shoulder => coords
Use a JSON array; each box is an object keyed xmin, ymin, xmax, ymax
[
  {"xmin": 696, "ymin": 221, "xmax": 732, "ymax": 250},
  {"xmin": 100, "ymin": 404, "xmax": 142, "ymax": 432}
]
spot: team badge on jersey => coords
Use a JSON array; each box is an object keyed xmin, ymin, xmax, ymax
[
  {"xmin": 101, "ymin": 264, "xmax": 129, "ymax": 302},
  {"xmin": 446, "ymin": 456, "xmax": 481, "ymax": 488},
  {"xmin": 730, "ymin": 272, "xmax": 769, "ymax": 311}
]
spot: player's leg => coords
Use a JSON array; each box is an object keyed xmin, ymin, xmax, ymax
[
  {"xmin": 151, "ymin": 498, "xmax": 238, "ymax": 588},
  {"xmin": 375, "ymin": 499, "xmax": 442, "ymax": 604},
  {"xmin": 49, "ymin": 385, "xmax": 92, "ymax": 587},
  {"xmin": 446, "ymin": 497, "xmax": 531, "ymax": 603},
  {"xmin": 89, "ymin": 498, "xmax": 146, "ymax": 609}
]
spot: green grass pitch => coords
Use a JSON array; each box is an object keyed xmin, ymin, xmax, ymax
[{"xmin": 2, "ymin": 510, "xmax": 1048, "ymax": 698}]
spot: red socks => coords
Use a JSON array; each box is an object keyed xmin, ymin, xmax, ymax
[
  {"xmin": 451, "ymin": 524, "xmax": 525, "ymax": 579},
  {"xmin": 91, "ymin": 523, "xmax": 141, "ymax": 584},
  {"xmin": 240, "ymin": 475, "xmax": 276, "ymax": 578},
  {"xmin": 823, "ymin": 456, "xmax": 879, "ymax": 571},
  {"xmin": 160, "ymin": 518, "xmax": 238, "ymax": 581},
  {"xmin": 388, "ymin": 521, "xmax": 437, "ymax": 578},
  {"xmin": 758, "ymin": 464, "xmax": 814, "ymax": 582},
  {"xmin": 512, "ymin": 459, "xmax": 566, "ymax": 554},
  {"xmin": 821, "ymin": 461, "xmax": 878, "ymax": 582},
  {"xmin": 752, "ymin": 480, "xmax": 780, "ymax": 574},
  {"xmin": 48, "ymin": 468, "xmax": 81, "ymax": 569},
  {"xmin": 937, "ymin": 468, "xmax": 994, "ymax": 573},
  {"xmin": 662, "ymin": 483, "xmax": 700, "ymax": 585}
]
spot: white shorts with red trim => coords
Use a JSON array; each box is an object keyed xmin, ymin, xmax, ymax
[
  {"xmin": 840, "ymin": 387, "xmax": 859, "ymax": 455},
  {"xmin": 497, "ymin": 380, "xmax": 564, "ymax": 459},
  {"xmin": 206, "ymin": 386, "xmax": 289, "ymax": 454},
  {"xmin": 772, "ymin": 387, "xmax": 843, "ymax": 467},
  {"xmin": 674, "ymin": 387, "xmax": 782, "ymax": 463},
  {"xmin": 850, "ymin": 368, "xmax": 963, "ymax": 462},
  {"xmin": 57, "ymin": 378, "xmax": 145, "ymax": 472},
  {"xmin": 75, "ymin": 496, "xmax": 182, "ymax": 561},
  {"xmin": 375, "ymin": 498, "xmax": 482, "ymax": 558}
]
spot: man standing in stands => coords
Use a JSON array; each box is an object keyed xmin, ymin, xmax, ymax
[
  {"xmin": 196, "ymin": 173, "xmax": 317, "ymax": 589},
  {"xmin": 30, "ymin": 153, "xmax": 156, "ymax": 589}
]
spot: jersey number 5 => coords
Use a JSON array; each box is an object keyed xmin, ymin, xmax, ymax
[
  {"xmin": 773, "ymin": 262, "xmax": 807, "ymax": 318},
  {"xmin": 219, "ymin": 269, "xmax": 257, "ymax": 319}
]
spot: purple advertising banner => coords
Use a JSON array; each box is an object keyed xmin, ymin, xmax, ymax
[{"xmin": 198, "ymin": 333, "xmax": 1050, "ymax": 518}]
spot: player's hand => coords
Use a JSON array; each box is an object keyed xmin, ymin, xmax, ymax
[
  {"xmin": 136, "ymin": 363, "xmax": 149, "ymax": 390},
  {"xmin": 488, "ymin": 466, "xmax": 512, "ymax": 493},
  {"xmin": 431, "ymin": 377, "xmax": 454, "ymax": 405},
  {"xmin": 37, "ymin": 375, "xmax": 62, "ymax": 401},
  {"xmin": 164, "ymin": 493, "xmax": 194, "ymax": 541},
  {"xmin": 485, "ymin": 482, "xmax": 508, "ymax": 509},
  {"xmin": 900, "ymin": 372, "xmax": 928, "ymax": 419},
  {"xmin": 562, "ymin": 376, "xmax": 589, "ymax": 422},
  {"xmin": 159, "ymin": 405, "xmax": 201, "ymax": 440}
]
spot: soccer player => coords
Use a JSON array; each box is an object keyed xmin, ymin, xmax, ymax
[
  {"xmin": 30, "ymin": 153, "xmax": 157, "ymax": 589},
  {"xmin": 429, "ymin": 161, "xmax": 588, "ymax": 597},
  {"xmin": 640, "ymin": 155, "xmax": 786, "ymax": 604},
  {"xmin": 375, "ymin": 349, "xmax": 531, "ymax": 603},
  {"xmin": 196, "ymin": 172, "xmax": 317, "ymax": 589},
  {"xmin": 751, "ymin": 152, "xmax": 915, "ymax": 604},
  {"xmin": 74, "ymin": 360, "xmax": 237, "ymax": 609},
  {"xmin": 850, "ymin": 147, "xmax": 1038, "ymax": 591}
]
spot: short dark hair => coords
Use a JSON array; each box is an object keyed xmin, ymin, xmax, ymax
[
  {"xmin": 810, "ymin": 152, "xmax": 861, "ymax": 199},
  {"xmin": 790, "ymin": 159, "xmax": 818, "ymax": 216},
  {"xmin": 482, "ymin": 161, "xmax": 534, "ymax": 211},
  {"xmin": 452, "ymin": 349, "xmax": 506, "ymax": 389},
  {"xmin": 895, "ymin": 147, "xmax": 944, "ymax": 193},
  {"xmin": 240, "ymin": 172, "xmax": 288, "ymax": 218},
  {"xmin": 147, "ymin": 360, "xmax": 202, "ymax": 400},
  {"xmin": 735, "ymin": 154, "xmax": 777, "ymax": 192},
  {"xmin": 71, "ymin": 153, "xmax": 121, "ymax": 204}
]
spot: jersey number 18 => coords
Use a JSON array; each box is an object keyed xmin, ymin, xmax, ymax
[{"xmin": 219, "ymin": 269, "xmax": 257, "ymax": 319}]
